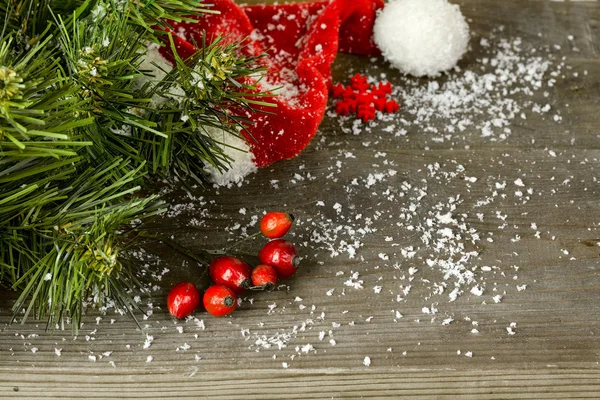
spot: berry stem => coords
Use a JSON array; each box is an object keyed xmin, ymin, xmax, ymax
[
  {"xmin": 222, "ymin": 231, "xmax": 262, "ymax": 252},
  {"xmin": 138, "ymin": 232, "xmax": 213, "ymax": 269}
]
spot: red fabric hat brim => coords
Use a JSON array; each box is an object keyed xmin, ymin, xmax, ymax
[{"xmin": 161, "ymin": 0, "xmax": 384, "ymax": 167}]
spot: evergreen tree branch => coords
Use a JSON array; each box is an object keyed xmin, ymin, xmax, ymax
[{"xmin": 1, "ymin": 0, "xmax": 275, "ymax": 330}]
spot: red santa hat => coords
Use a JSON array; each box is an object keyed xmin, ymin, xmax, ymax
[{"xmin": 158, "ymin": 0, "xmax": 468, "ymax": 184}]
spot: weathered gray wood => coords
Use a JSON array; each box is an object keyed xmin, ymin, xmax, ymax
[
  {"xmin": 1, "ymin": 0, "xmax": 600, "ymax": 398},
  {"xmin": 2, "ymin": 369, "xmax": 600, "ymax": 399}
]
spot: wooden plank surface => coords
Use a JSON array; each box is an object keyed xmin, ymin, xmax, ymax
[{"xmin": 1, "ymin": 0, "xmax": 600, "ymax": 398}]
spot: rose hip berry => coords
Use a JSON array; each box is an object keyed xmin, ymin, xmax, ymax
[
  {"xmin": 203, "ymin": 285, "xmax": 238, "ymax": 317},
  {"xmin": 251, "ymin": 264, "xmax": 278, "ymax": 290},
  {"xmin": 167, "ymin": 282, "xmax": 200, "ymax": 319},
  {"xmin": 258, "ymin": 239, "xmax": 299, "ymax": 279},
  {"xmin": 260, "ymin": 212, "xmax": 295, "ymax": 239},
  {"xmin": 209, "ymin": 256, "xmax": 252, "ymax": 294}
]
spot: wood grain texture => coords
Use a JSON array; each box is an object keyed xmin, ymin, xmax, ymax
[
  {"xmin": 2, "ymin": 369, "xmax": 600, "ymax": 399},
  {"xmin": 1, "ymin": 0, "xmax": 600, "ymax": 399}
]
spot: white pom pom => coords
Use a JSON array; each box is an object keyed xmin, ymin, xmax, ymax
[
  {"xmin": 374, "ymin": 0, "xmax": 470, "ymax": 77},
  {"xmin": 203, "ymin": 127, "xmax": 257, "ymax": 187}
]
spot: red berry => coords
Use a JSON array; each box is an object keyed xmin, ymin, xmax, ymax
[
  {"xmin": 203, "ymin": 285, "xmax": 238, "ymax": 317},
  {"xmin": 251, "ymin": 264, "xmax": 278, "ymax": 290},
  {"xmin": 209, "ymin": 256, "xmax": 252, "ymax": 294},
  {"xmin": 258, "ymin": 239, "xmax": 299, "ymax": 279},
  {"xmin": 167, "ymin": 282, "xmax": 200, "ymax": 319},
  {"xmin": 260, "ymin": 212, "xmax": 295, "ymax": 239}
]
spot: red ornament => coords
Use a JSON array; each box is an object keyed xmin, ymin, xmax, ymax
[
  {"xmin": 384, "ymin": 99, "xmax": 400, "ymax": 113},
  {"xmin": 203, "ymin": 285, "xmax": 238, "ymax": 317},
  {"xmin": 350, "ymin": 73, "xmax": 369, "ymax": 91},
  {"xmin": 336, "ymin": 101, "xmax": 351, "ymax": 116},
  {"xmin": 357, "ymin": 92, "xmax": 374, "ymax": 106},
  {"xmin": 209, "ymin": 256, "xmax": 252, "ymax": 294},
  {"xmin": 332, "ymin": 73, "xmax": 399, "ymax": 121},
  {"xmin": 346, "ymin": 99, "xmax": 358, "ymax": 113},
  {"xmin": 167, "ymin": 282, "xmax": 200, "ymax": 319},
  {"xmin": 373, "ymin": 96, "xmax": 387, "ymax": 112},
  {"xmin": 370, "ymin": 86, "xmax": 385, "ymax": 98},
  {"xmin": 251, "ymin": 264, "xmax": 278, "ymax": 290},
  {"xmin": 377, "ymin": 81, "xmax": 393, "ymax": 95},
  {"xmin": 258, "ymin": 239, "xmax": 299, "ymax": 279},
  {"xmin": 332, "ymin": 83, "xmax": 346, "ymax": 98},
  {"xmin": 341, "ymin": 87, "xmax": 357, "ymax": 101},
  {"xmin": 357, "ymin": 104, "xmax": 376, "ymax": 122}
]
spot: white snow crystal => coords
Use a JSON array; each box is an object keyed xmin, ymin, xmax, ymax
[
  {"xmin": 143, "ymin": 334, "xmax": 154, "ymax": 349},
  {"xmin": 300, "ymin": 344, "xmax": 314, "ymax": 353},
  {"xmin": 514, "ymin": 178, "xmax": 525, "ymax": 187},
  {"xmin": 344, "ymin": 272, "xmax": 364, "ymax": 289},
  {"xmin": 470, "ymin": 286, "xmax": 484, "ymax": 296}
]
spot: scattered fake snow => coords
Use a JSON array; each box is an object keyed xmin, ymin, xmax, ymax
[
  {"xmin": 10, "ymin": 29, "xmax": 585, "ymax": 371},
  {"xmin": 338, "ymin": 32, "xmax": 560, "ymax": 144}
]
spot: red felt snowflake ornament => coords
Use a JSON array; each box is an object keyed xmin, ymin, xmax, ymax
[{"xmin": 331, "ymin": 73, "xmax": 400, "ymax": 123}]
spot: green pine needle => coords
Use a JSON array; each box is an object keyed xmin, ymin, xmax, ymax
[{"xmin": 1, "ymin": 0, "xmax": 275, "ymax": 331}]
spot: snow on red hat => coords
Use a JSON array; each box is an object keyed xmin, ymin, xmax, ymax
[{"xmin": 156, "ymin": 0, "xmax": 382, "ymax": 183}]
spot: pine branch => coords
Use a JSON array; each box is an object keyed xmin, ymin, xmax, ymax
[
  {"xmin": 127, "ymin": 0, "xmax": 218, "ymax": 34},
  {"xmin": 9, "ymin": 159, "xmax": 166, "ymax": 328},
  {"xmin": 140, "ymin": 34, "xmax": 276, "ymax": 180},
  {"xmin": 0, "ymin": 33, "xmax": 93, "ymax": 156},
  {"xmin": 0, "ymin": 0, "xmax": 276, "ymax": 330}
]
